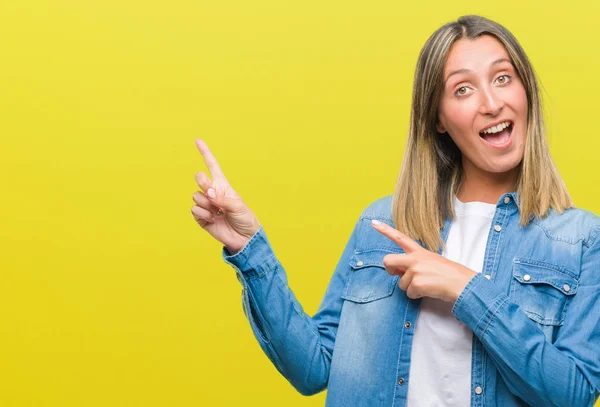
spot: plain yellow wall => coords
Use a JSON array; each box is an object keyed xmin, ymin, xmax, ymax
[{"xmin": 1, "ymin": 0, "xmax": 599, "ymax": 405}]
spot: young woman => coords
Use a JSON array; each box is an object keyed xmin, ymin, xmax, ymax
[{"xmin": 191, "ymin": 15, "xmax": 600, "ymax": 407}]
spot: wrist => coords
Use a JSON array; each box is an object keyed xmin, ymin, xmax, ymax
[
  {"xmin": 225, "ymin": 223, "xmax": 262, "ymax": 255},
  {"xmin": 451, "ymin": 265, "xmax": 477, "ymax": 302}
]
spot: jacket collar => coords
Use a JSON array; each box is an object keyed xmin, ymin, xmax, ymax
[{"xmin": 437, "ymin": 191, "xmax": 520, "ymax": 255}]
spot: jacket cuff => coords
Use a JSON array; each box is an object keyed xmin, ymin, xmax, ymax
[
  {"xmin": 451, "ymin": 272, "xmax": 510, "ymax": 338},
  {"xmin": 222, "ymin": 225, "xmax": 278, "ymax": 279}
]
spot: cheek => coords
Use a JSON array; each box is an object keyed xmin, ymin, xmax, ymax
[
  {"xmin": 511, "ymin": 82, "xmax": 528, "ymax": 119},
  {"xmin": 441, "ymin": 102, "xmax": 476, "ymax": 136}
]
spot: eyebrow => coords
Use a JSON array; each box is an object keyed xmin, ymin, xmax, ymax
[{"xmin": 444, "ymin": 58, "xmax": 513, "ymax": 84}]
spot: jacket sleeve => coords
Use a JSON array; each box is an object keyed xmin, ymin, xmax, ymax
[
  {"xmin": 451, "ymin": 227, "xmax": 600, "ymax": 407},
  {"xmin": 221, "ymin": 218, "xmax": 359, "ymax": 396}
]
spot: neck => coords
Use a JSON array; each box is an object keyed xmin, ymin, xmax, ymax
[{"xmin": 457, "ymin": 160, "xmax": 520, "ymax": 204}]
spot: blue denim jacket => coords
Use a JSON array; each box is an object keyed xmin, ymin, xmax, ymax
[{"xmin": 222, "ymin": 192, "xmax": 600, "ymax": 407}]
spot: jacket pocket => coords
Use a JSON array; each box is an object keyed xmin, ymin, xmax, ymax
[
  {"xmin": 341, "ymin": 249, "xmax": 399, "ymax": 303},
  {"xmin": 510, "ymin": 258, "xmax": 578, "ymax": 326}
]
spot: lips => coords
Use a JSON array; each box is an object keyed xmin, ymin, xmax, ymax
[
  {"xmin": 479, "ymin": 122, "xmax": 513, "ymax": 148},
  {"xmin": 479, "ymin": 120, "xmax": 513, "ymax": 135}
]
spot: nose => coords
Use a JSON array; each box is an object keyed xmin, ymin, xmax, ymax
[{"xmin": 479, "ymin": 86, "xmax": 504, "ymax": 116}]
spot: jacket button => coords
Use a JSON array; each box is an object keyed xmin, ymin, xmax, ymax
[
  {"xmin": 504, "ymin": 196, "xmax": 510, "ymax": 204},
  {"xmin": 494, "ymin": 225, "xmax": 502, "ymax": 232},
  {"xmin": 523, "ymin": 274, "xmax": 531, "ymax": 281},
  {"xmin": 485, "ymin": 274, "xmax": 491, "ymax": 280},
  {"xmin": 474, "ymin": 386, "xmax": 483, "ymax": 395},
  {"xmin": 356, "ymin": 261, "xmax": 364, "ymax": 267},
  {"xmin": 404, "ymin": 321, "xmax": 411, "ymax": 328},
  {"xmin": 563, "ymin": 284, "xmax": 570, "ymax": 292},
  {"xmin": 397, "ymin": 378, "xmax": 405, "ymax": 385}
]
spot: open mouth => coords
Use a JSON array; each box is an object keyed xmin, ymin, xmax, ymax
[{"xmin": 479, "ymin": 121, "xmax": 513, "ymax": 148}]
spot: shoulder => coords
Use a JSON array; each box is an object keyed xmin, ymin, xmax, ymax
[
  {"xmin": 350, "ymin": 195, "xmax": 401, "ymax": 252},
  {"xmin": 359, "ymin": 194, "xmax": 394, "ymax": 221},
  {"xmin": 531, "ymin": 206, "xmax": 600, "ymax": 247}
]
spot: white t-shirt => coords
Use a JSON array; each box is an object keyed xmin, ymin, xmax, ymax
[{"xmin": 407, "ymin": 196, "xmax": 496, "ymax": 406}]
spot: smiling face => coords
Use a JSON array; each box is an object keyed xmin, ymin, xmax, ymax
[{"xmin": 437, "ymin": 35, "xmax": 528, "ymax": 184}]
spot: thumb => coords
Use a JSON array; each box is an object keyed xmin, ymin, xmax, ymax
[{"xmin": 206, "ymin": 183, "xmax": 242, "ymax": 213}]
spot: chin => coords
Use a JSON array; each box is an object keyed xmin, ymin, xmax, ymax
[{"xmin": 481, "ymin": 159, "xmax": 523, "ymax": 175}]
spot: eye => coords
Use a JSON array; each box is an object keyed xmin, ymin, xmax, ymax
[
  {"xmin": 455, "ymin": 86, "xmax": 472, "ymax": 97},
  {"xmin": 495, "ymin": 74, "xmax": 511, "ymax": 85}
]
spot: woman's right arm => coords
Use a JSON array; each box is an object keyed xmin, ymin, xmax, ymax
[
  {"xmin": 221, "ymin": 220, "xmax": 358, "ymax": 396},
  {"xmin": 191, "ymin": 139, "xmax": 357, "ymax": 395}
]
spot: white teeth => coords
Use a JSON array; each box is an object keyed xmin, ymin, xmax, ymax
[{"xmin": 481, "ymin": 121, "xmax": 511, "ymax": 134}]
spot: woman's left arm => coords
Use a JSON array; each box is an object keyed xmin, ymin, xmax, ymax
[
  {"xmin": 451, "ymin": 228, "xmax": 600, "ymax": 407},
  {"xmin": 372, "ymin": 220, "xmax": 600, "ymax": 407}
]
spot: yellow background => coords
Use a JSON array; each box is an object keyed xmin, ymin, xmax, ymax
[{"xmin": 1, "ymin": 0, "xmax": 599, "ymax": 405}]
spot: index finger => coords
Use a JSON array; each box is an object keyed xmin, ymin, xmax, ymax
[
  {"xmin": 195, "ymin": 139, "xmax": 225, "ymax": 180},
  {"xmin": 371, "ymin": 220, "xmax": 422, "ymax": 253}
]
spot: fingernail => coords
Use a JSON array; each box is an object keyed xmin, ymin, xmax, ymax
[
  {"xmin": 207, "ymin": 188, "xmax": 216, "ymax": 199},
  {"xmin": 372, "ymin": 219, "xmax": 381, "ymax": 226}
]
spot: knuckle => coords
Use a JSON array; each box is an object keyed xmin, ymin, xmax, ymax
[
  {"xmin": 407, "ymin": 286, "xmax": 420, "ymax": 299},
  {"xmin": 193, "ymin": 192, "xmax": 206, "ymax": 205},
  {"xmin": 383, "ymin": 256, "xmax": 392, "ymax": 267}
]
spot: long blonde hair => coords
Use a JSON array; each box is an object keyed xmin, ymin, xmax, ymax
[{"xmin": 392, "ymin": 15, "xmax": 573, "ymax": 252}]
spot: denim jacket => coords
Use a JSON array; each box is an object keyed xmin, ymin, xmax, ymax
[{"xmin": 222, "ymin": 192, "xmax": 600, "ymax": 407}]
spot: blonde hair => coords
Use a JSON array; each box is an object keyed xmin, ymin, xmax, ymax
[{"xmin": 392, "ymin": 15, "xmax": 573, "ymax": 252}]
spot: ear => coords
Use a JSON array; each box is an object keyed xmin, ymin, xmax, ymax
[
  {"xmin": 436, "ymin": 121, "xmax": 446, "ymax": 134},
  {"xmin": 436, "ymin": 112, "xmax": 446, "ymax": 134}
]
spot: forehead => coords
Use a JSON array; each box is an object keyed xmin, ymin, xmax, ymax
[{"xmin": 444, "ymin": 35, "xmax": 510, "ymax": 74}]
